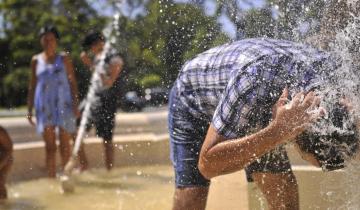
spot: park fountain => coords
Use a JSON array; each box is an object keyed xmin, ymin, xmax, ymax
[{"xmin": 2, "ymin": 0, "xmax": 360, "ymax": 209}]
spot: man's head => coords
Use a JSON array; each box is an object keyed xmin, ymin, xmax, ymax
[
  {"xmin": 82, "ymin": 31, "xmax": 105, "ymax": 54},
  {"xmin": 295, "ymin": 101, "xmax": 359, "ymax": 171}
]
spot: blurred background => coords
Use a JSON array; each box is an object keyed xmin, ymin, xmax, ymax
[{"xmin": 0, "ymin": 0, "xmax": 327, "ymax": 112}]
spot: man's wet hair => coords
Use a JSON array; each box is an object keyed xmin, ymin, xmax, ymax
[
  {"xmin": 82, "ymin": 31, "xmax": 105, "ymax": 49},
  {"xmin": 296, "ymin": 102, "xmax": 359, "ymax": 171},
  {"xmin": 39, "ymin": 25, "xmax": 60, "ymax": 40}
]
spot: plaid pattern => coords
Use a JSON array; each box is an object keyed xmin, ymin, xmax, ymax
[{"xmin": 175, "ymin": 38, "xmax": 332, "ymax": 138}]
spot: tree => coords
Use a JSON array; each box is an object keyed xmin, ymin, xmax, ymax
[
  {"xmin": 112, "ymin": 0, "xmax": 229, "ymax": 91},
  {"xmin": 267, "ymin": 0, "xmax": 329, "ymax": 41},
  {"xmin": 243, "ymin": 8, "xmax": 275, "ymax": 38},
  {"xmin": 214, "ymin": 0, "xmax": 276, "ymax": 40},
  {"xmin": 0, "ymin": 0, "xmax": 106, "ymax": 107},
  {"xmin": 0, "ymin": 0, "xmax": 229, "ymax": 107}
]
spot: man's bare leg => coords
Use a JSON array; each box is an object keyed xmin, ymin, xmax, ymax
[
  {"xmin": 103, "ymin": 140, "xmax": 114, "ymax": 170},
  {"xmin": 72, "ymin": 133, "xmax": 88, "ymax": 171},
  {"xmin": 77, "ymin": 144, "xmax": 88, "ymax": 171},
  {"xmin": 172, "ymin": 186, "xmax": 209, "ymax": 210},
  {"xmin": 252, "ymin": 172, "xmax": 299, "ymax": 210}
]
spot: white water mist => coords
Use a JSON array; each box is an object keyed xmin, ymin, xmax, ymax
[{"xmin": 312, "ymin": 1, "xmax": 360, "ymax": 208}]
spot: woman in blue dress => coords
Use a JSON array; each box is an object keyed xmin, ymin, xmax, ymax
[{"xmin": 27, "ymin": 26, "xmax": 80, "ymax": 177}]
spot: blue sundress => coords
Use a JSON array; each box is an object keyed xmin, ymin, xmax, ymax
[{"xmin": 34, "ymin": 54, "xmax": 76, "ymax": 134}]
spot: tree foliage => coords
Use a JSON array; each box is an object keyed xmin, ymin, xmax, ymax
[
  {"xmin": 0, "ymin": 0, "xmax": 229, "ymax": 107},
  {"xmin": 0, "ymin": 0, "xmax": 106, "ymax": 107},
  {"xmin": 111, "ymin": 0, "xmax": 229, "ymax": 91}
]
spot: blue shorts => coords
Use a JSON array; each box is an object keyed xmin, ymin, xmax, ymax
[{"xmin": 168, "ymin": 85, "xmax": 292, "ymax": 188}]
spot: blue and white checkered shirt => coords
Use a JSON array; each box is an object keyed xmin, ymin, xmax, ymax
[{"xmin": 174, "ymin": 38, "xmax": 333, "ymax": 138}]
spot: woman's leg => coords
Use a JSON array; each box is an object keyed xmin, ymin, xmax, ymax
[
  {"xmin": 42, "ymin": 126, "xmax": 57, "ymax": 178},
  {"xmin": 59, "ymin": 128, "xmax": 72, "ymax": 169}
]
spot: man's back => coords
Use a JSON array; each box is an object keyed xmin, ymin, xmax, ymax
[
  {"xmin": 175, "ymin": 38, "xmax": 331, "ymax": 138},
  {"xmin": 178, "ymin": 38, "xmax": 327, "ymax": 89}
]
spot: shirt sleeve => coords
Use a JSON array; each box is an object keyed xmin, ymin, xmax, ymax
[
  {"xmin": 109, "ymin": 55, "xmax": 123, "ymax": 66},
  {"xmin": 212, "ymin": 59, "xmax": 283, "ymax": 138}
]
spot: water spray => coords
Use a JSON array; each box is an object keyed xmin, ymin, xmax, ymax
[{"xmin": 60, "ymin": 13, "xmax": 121, "ymax": 193}]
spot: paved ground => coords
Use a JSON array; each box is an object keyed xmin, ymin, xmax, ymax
[{"xmin": 0, "ymin": 107, "xmax": 168, "ymax": 144}]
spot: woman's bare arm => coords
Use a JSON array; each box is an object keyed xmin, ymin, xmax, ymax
[
  {"xmin": 101, "ymin": 57, "xmax": 124, "ymax": 88},
  {"xmin": 63, "ymin": 53, "xmax": 80, "ymax": 117},
  {"xmin": 27, "ymin": 56, "xmax": 37, "ymax": 125}
]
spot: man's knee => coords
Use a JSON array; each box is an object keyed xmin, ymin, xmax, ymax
[
  {"xmin": 252, "ymin": 172, "xmax": 299, "ymax": 210},
  {"xmin": 173, "ymin": 187, "xmax": 209, "ymax": 210}
]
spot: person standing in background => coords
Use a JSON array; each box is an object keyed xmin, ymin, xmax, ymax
[
  {"xmin": 27, "ymin": 25, "xmax": 80, "ymax": 177},
  {"xmin": 79, "ymin": 31, "xmax": 124, "ymax": 170}
]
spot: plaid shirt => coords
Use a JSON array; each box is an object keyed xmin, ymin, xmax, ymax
[{"xmin": 175, "ymin": 38, "xmax": 333, "ymax": 138}]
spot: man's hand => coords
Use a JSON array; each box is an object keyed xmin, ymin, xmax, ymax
[
  {"xmin": 272, "ymin": 87, "xmax": 290, "ymax": 119},
  {"xmin": 271, "ymin": 89, "xmax": 322, "ymax": 143}
]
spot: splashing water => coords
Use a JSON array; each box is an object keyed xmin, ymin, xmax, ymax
[
  {"xmin": 307, "ymin": 0, "xmax": 360, "ymax": 208},
  {"xmin": 320, "ymin": 159, "xmax": 360, "ymax": 210},
  {"xmin": 269, "ymin": 0, "xmax": 360, "ymax": 207},
  {"xmin": 323, "ymin": 7, "xmax": 360, "ymax": 210}
]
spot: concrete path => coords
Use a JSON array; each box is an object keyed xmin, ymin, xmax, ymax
[{"xmin": 0, "ymin": 108, "xmax": 168, "ymax": 144}]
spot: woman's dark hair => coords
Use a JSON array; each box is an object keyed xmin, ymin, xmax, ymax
[
  {"xmin": 39, "ymin": 25, "xmax": 60, "ymax": 39},
  {"xmin": 296, "ymin": 103, "xmax": 359, "ymax": 171},
  {"xmin": 82, "ymin": 31, "xmax": 105, "ymax": 49}
]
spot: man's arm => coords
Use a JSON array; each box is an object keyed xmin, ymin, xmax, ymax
[
  {"xmin": 0, "ymin": 127, "xmax": 13, "ymax": 170},
  {"xmin": 199, "ymin": 91, "xmax": 321, "ymax": 179},
  {"xmin": 80, "ymin": 51, "xmax": 93, "ymax": 69},
  {"xmin": 101, "ymin": 56, "xmax": 124, "ymax": 88}
]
